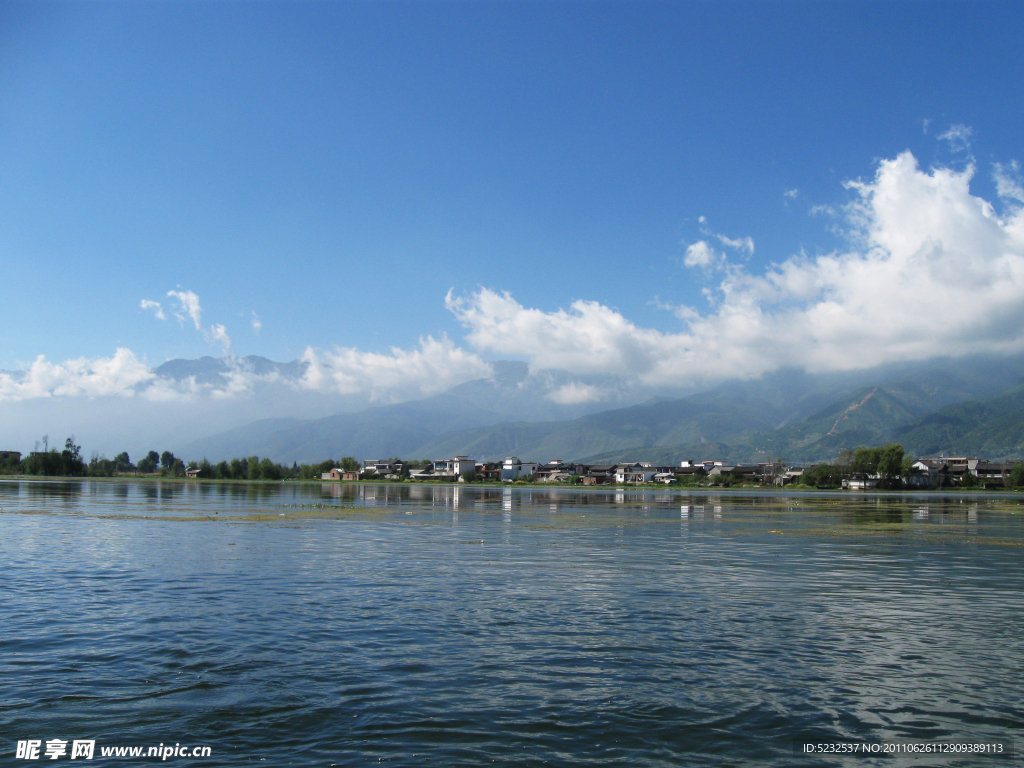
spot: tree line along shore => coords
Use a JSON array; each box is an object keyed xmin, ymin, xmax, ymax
[{"xmin": 3, "ymin": 437, "xmax": 1024, "ymax": 490}]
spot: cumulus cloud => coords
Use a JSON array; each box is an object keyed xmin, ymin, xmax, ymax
[
  {"xmin": 449, "ymin": 150, "xmax": 1024, "ymax": 385},
  {"xmin": 784, "ymin": 188, "xmax": 799, "ymax": 199},
  {"xmin": 251, "ymin": 312, "xmax": 262, "ymax": 332},
  {"xmin": 12, "ymin": 148, "xmax": 1024, "ymax": 408},
  {"xmin": 140, "ymin": 300, "xmax": 166, "ymax": 320},
  {"xmin": 683, "ymin": 241, "xmax": 724, "ymax": 269},
  {"xmin": 167, "ymin": 290, "xmax": 202, "ymax": 329},
  {"xmin": 209, "ymin": 323, "xmax": 231, "ymax": 350},
  {"xmin": 298, "ymin": 335, "xmax": 492, "ymax": 402},
  {"xmin": 0, "ymin": 335, "xmax": 492, "ymax": 404},
  {"xmin": 0, "ymin": 349, "xmax": 156, "ymax": 401}
]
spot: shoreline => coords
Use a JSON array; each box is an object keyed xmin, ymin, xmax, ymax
[{"xmin": 3, "ymin": 473, "xmax": 1024, "ymax": 498}]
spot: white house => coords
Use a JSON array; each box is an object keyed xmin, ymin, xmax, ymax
[
  {"xmin": 433, "ymin": 456, "xmax": 475, "ymax": 477},
  {"xmin": 501, "ymin": 457, "xmax": 538, "ymax": 481}
]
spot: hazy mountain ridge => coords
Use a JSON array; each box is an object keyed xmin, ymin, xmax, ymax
[
  {"xmin": 412, "ymin": 363, "xmax": 1021, "ymax": 463},
  {"xmin": 179, "ymin": 354, "xmax": 1024, "ymax": 464},
  {"xmin": 179, "ymin": 360, "xmax": 649, "ymax": 462}
]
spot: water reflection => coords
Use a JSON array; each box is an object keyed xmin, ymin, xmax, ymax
[
  {"xmin": 2, "ymin": 478, "xmax": 1022, "ymax": 767},
  {"xmin": 2, "ymin": 479, "xmax": 1023, "ymax": 543}
]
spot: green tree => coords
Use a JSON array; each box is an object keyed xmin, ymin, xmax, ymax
[
  {"xmin": 258, "ymin": 457, "xmax": 281, "ymax": 480},
  {"xmin": 137, "ymin": 451, "xmax": 159, "ymax": 473},
  {"xmin": 877, "ymin": 443, "xmax": 905, "ymax": 488},
  {"xmin": 902, "ymin": 456, "xmax": 915, "ymax": 476},
  {"xmin": 160, "ymin": 451, "xmax": 175, "ymax": 471},
  {"xmin": 61, "ymin": 436, "xmax": 85, "ymax": 476},
  {"xmin": 113, "ymin": 452, "xmax": 134, "ymax": 473},
  {"xmin": 852, "ymin": 447, "xmax": 882, "ymax": 476},
  {"xmin": 1009, "ymin": 462, "xmax": 1024, "ymax": 488},
  {"xmin": 88, "ymin": 455, "xmax": 116, "ymax": 477},
  {"xmin": 803, "ymin": 463, "xmax": 844, "ymax": 487}
]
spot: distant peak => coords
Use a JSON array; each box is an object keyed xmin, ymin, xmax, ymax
[{"xmin": 488, "ymin": 360, "xmax": 530, "ymax": 386}]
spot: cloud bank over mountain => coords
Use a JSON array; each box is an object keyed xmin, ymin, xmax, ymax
[
  {"xmin": 3, "ymin": 150, "xmax": 1023, "ymax": 416},
  {"xmin": 448, "ymin": 152, "xmax": 1024, "ymax": 386}
]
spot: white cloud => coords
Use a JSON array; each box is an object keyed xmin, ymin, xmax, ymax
[
  {"xmin": 683, "ymin": 241, "xmax": 724, "ymax": 269},
  {"xmin": 209, "ymin": 324, "xmax": 231, "ymax": 350},
  {"xmin": 694, "ymin": 217, "xmax": 754, "ymax": 257},
  {"xmin": 140, "ymin": 300, "xmax": 166, "ymax": 320},
  {"xmin": 12, "ymin": 148, "xmax": 1024, "ymax": 410},
  {"xmin": 546, "ymin": 382, "xmax": 605, "ymax": 404},
  {"xmin": 0, "ymin": 349, "xmax": 155, "ymax": 401},
  {"xmin": 449, "ymin": 151, "xmax": 1024, "ymax": 384},
  {"xmin": 251, "ymin": 312, "xmax": 262, "ymax": 333},
  {"xmin": 716, "ymin": 233, "xmax": 755, "ymax": 255},
  {"xmin": 938, "ymin": 123, "xmax": 974, "ymax": 155},
  {"xmin": 784, "ymin": 188, "xmax": 799, "ymax": 199},
  {"xmin": 167, "ymin": 290, "xmax": 202, "ymax": 329},
  {"xmin": 0, "ymin": 335, "xmax": 492, "ymax": 405},
  {"xmin": 994, "ymin": 161, "xmax": 1024, "ymax": 205},
  {"xmin": 297, "ymin": 335, "xmax": 492, "ymax": 402}
]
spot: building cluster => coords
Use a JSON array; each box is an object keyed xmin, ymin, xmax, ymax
[
  {"xmin": 317, "ymin": 455, "xmax": 1022, "ymax": 488},
  {"xmin": 898, "ymin": 458, "xmax": 1016, "ymax": 488},
  {"xmin": 322, "ymin": 456, "xmax": 793, "ymax": 484}
]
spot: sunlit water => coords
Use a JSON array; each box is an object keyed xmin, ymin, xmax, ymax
[{"xmin": 1, "ymin": 480, "xmax": 1022, "ymax": 766}]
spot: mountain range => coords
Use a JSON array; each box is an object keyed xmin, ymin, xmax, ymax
[{"xmin": 179, "ymin": 353, "xmax": 1024, "ymax": 464}]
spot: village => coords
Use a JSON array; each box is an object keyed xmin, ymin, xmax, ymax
[{"xmin": 320, "ymin": 454, "xmax": 1023, "ymax": 489}]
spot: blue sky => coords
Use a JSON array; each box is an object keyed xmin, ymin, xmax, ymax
[{"xmin": 2, "ymin": 1, "xmax": 1024, "ymax": 417}]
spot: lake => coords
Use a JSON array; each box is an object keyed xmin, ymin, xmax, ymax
[{"xmin": 1, "ymin": 479, "xmax": 1021, "ymax": 766}]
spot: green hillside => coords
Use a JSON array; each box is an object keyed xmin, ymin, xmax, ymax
[
  {"xmin": 414, "ymin": 372, "xmax": 999, "ymax": 463},
  {"xmin": 894, "ymin": 383, "xmax": 1024, "ymax": 459},
  {"xmin": 181, "ymin": 356, "xmax": 1024, "ymax": 464}
]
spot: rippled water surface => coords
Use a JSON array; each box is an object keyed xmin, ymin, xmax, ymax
[{"xmin": 2, "ymin": 479, "xmax": 1022, "ymax": 766}]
